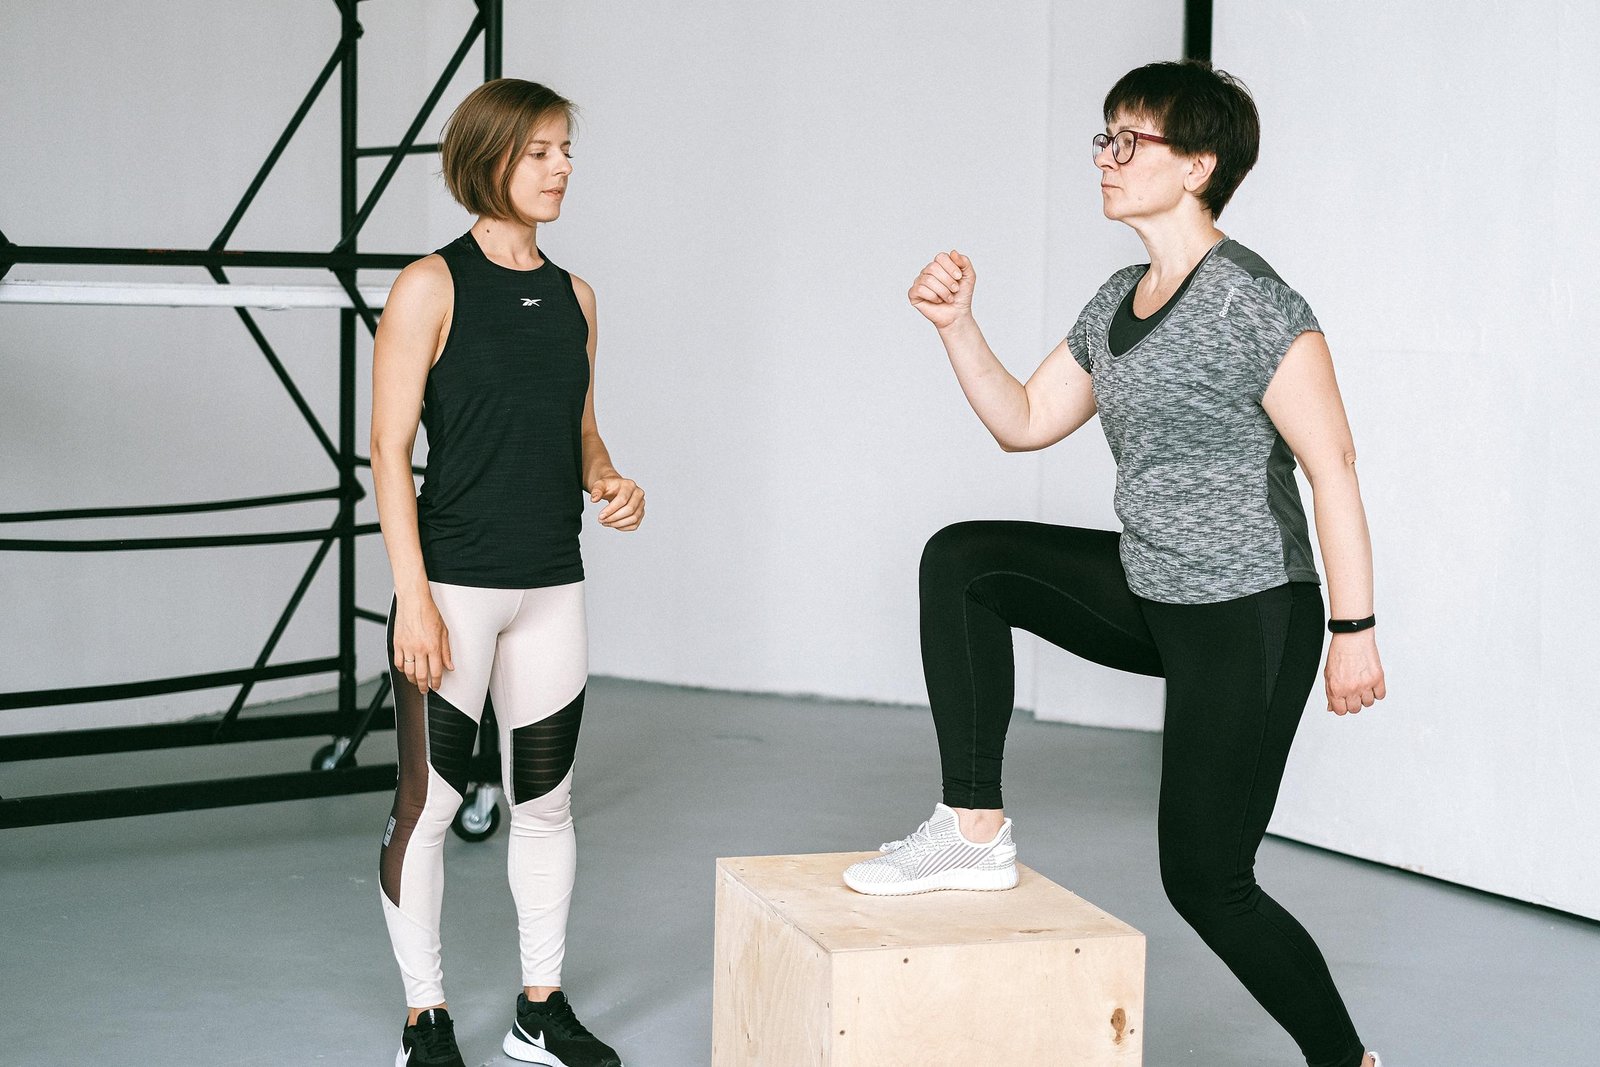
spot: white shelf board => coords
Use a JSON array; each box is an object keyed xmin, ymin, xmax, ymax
[{"xmin": 0, "ymin": 279, "xmax": 391, "ymax": 310}]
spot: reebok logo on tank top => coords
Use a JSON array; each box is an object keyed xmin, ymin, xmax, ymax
[{"xmin": 520, "ymin": 298, "xmax": 541, "ymax": 306}]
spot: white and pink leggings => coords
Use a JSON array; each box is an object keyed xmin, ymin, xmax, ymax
[{"xmin": 379, "ymin": 580, "xmax": 587, "ymax": 1008}]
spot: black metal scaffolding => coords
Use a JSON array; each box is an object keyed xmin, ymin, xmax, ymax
[
  {"xmin": 1184, "ymin": 0, "xmax": 1213, "ymax": 63},
  {"xmin": 0, "ymin": 0, "xmax": 505, "ymax": 831}
]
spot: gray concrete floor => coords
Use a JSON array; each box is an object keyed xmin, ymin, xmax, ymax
[{"xmin": 2, "ymin": 677, "xmax": 1595, "ymax": 1065}]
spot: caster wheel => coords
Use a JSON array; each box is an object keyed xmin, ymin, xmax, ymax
[
  {"xmin": 311, "ymin": 739, "xmax": 353, "ymax": 771},
  {"xmin": 452, "ymin": 788, "xmax": 502, "ymax": 842}
]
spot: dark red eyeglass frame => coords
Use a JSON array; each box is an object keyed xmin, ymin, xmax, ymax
[{"xmin": 1091, "ymin": 130, "xmax": 1170, "ymax": 163}]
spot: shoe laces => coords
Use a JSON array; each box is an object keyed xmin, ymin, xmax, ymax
[
  {"xmin": 412, "ymin": 1017, "xmax": 458, "ymax": 1059},
  {"xmin": 880, "ymin": 818, "xmax": 937, "ymax": 853},
  {"xmin": 537, "ymin": 997, "xmax": 597, "ymax": 1041}
]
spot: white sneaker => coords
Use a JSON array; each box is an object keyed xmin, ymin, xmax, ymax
[
  {"xmin": 1369, "ymin": 1054, "xmax": 1382, "ymax": 1067},
  {"xmin": 842, "ymin": 803, "xmax": 1019, "ymax": 896}
]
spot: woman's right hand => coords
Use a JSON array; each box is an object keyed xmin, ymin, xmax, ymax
[
  {"xmin": 908, "ymin": 250, "xmax": 976, "ymax": 330},
  {"xmin": 393, "ymin": 593, "xmax": 454, "ymax": 694}
]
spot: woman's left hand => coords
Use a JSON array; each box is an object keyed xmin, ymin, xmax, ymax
[
  {"xmin": 591, "ymin": 474, "xmax": 645, "ymax": 531},
  {"xmin": 1324, "ymin": 631, "xmax": 1386, "ymax": 715}
]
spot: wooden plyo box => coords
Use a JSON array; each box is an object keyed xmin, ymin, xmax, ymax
[{"xmin": 713, "ymin": 852, "xmax": 1144, "ymax": 1067}]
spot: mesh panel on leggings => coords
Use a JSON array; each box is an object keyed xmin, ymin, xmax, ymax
[
  {"xmin": 381, "ymin": 603, "xmax": 427, "ymax": 907},
  {"xmin": 426, "ymin": 693, "xmax": 478, "ymax": 799},
  {"xmin": 509, "ymin": 686, "xmax": 585, "ymax": 804}
]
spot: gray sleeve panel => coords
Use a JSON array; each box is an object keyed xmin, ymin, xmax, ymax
[{"xmin": 1068, "ymin": 265, "xmax": 1144, "ymax": 374}]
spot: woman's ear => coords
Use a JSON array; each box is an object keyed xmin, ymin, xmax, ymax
[{"xmin": 1184, "ymin": 152, "xmax": 1218, "ymax": 196}]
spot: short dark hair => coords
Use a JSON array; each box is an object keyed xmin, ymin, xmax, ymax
[
  {"xmin": 1103, "ymin": 60, "xmax": 1259, "ymax": 218},
  {"xmin": 440, "ymin": 79, "xmax": 577, "ymax": 225}
]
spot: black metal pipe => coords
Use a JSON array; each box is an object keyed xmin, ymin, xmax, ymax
[
  {"xmin": 0, "ymin": 748, "xmax": 500, "ymax": 828},
  {"xmin": 0, "ymin": 765, "xmax": 403, "ymax": 828},
  {"xmin": 484, "ymin": 0, "xmax": 502, "ymax": 81},
  {"xmin": 1184, "ymin": 0, "xmax": 1213, "ymax": 62},
  {"xmin": 352, "ymin": 456, "xmax": 426, "ymax": 477},
  {"xmin": 0, "ymin": 658, "xmax": 341, "ymax": 712},
  {"xmin": 354, "ymin": 607, "xmax": 388, "ymax": 624},
  {"xmin": 0, "ymin": 706, "xmax": 395, "ymax": 762},
  {"xmin": 0, "ymin": 522, "xmax": 380, "ymax": 553},
  {"xmin": 355, "ymin": 143, "xmax": 441, "ymax": 158},
  {"xmin": 338, "ymin": 0, "xmax": 361, "ymax": 745},
  {"xmin": 0, "ymin": 487, "xmax": 342, "ymax": 524}
]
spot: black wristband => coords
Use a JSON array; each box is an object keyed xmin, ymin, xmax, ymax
[{"xmin": 1327, "ymin": 614, "xmax": 1376, "ymax": 634}]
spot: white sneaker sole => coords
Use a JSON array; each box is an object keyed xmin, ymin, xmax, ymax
[
  {"xmin": 843, "ymin": 862, "xmax": 1019, "ymax": 896},
  {"xmin": 502, "ymin": 1029, "xmax": 568, "ymax": 1066}
]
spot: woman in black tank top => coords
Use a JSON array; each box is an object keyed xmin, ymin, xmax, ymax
[{"xmin": 370, "ymin": 80, "xmax": 641, "ymax": 1067}]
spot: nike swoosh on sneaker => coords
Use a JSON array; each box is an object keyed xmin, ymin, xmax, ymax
[{"xmin": 514, "ymin": 1021, "xmax": 547, "ymax": 1049}]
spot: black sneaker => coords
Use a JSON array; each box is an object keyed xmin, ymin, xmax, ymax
[
  {"xmin": 396, "ymin": 1007, "xmax": 467, "ymax": 1067},
  {"xmin": 501, "ymin": 990, "xmax": 623, "ymax": 1067}
]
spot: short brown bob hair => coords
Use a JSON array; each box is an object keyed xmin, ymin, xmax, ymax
[
  {"xmin": 440, "ymin": 79, "xmax": 577, "ymax": 224},
  {"xmin": 1103, "ymin": 60, "xmax": 1258, "ymax": 218}
]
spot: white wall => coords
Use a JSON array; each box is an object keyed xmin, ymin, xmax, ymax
[
  {"xmin": 453, "ymin": 1, "xmax": 1071, "ymax": 704},
  {"xmin": 1215, "ymin": 0, "xmax": 1600, "ymax": 917}
]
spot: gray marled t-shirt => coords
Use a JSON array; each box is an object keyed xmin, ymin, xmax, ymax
[{"xmin": 1068, "ymin": 237, "xmax": 1322, "ymax": 604}]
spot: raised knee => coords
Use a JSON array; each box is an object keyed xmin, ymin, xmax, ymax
[{"xmin": 920, "ymin": 521, "xmax": 995, "ymax": 583}]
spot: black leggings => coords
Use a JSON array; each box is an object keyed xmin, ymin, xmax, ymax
[{"xmin": 921, "ymin": 520, "xmax": 1364, "ymax": 1067}]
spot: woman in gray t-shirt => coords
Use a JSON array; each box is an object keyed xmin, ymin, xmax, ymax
[{"xmin": 843, "ymin": 61, "xmax": 1386, "ymax": 1067}]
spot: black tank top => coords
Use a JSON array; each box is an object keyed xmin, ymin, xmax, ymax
[{"xmin": 415, "ymin": 231, "xmax": 590, "ymax": 588}]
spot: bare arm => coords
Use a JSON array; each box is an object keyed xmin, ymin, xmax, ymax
[
  {"xmin": 371, "ymin": 255, "xmax": 454, "ymax": 691},
  {"xmin": 1263, "ymin": 330, "xmax": 1386, "ymax": 715},
  {"xmin": 912, "ymin": 250, "xmax": 1096, "ymax": 451},
  {"xmin": 570, "ymin": 274, "xmax": 644, "ymax": 531}
]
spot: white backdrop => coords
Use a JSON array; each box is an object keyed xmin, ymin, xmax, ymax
[{"xmin": 6, "ymin": 2, "xmax": 1594, "ymax": 917}]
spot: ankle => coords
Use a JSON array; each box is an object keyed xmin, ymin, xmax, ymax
[
  {"xmin": 406, "ymin": 1003, "xmax": 447, "ymax": 1025},
  {"xmin": 951, "ymin": 806, "xmax": 1005, "ymax": 843},
  {"xmin": 524, "ymin": 985, "xmax": 561, "ymax": 1002}
]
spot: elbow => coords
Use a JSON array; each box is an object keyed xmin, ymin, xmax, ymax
[
  {"xmin": 996, "ymin": 433, "xmax": 1040, "ymax": 454},
  {"xmin": 1303, "ymin": 449, "xmax": 1358, "ymax": 490},
  {"xmin": 369, "ymin": 434, "xmax": 415, "ymax": 466}
]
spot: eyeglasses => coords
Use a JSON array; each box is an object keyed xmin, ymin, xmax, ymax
[{"xmin": 1091, "ymin": 129, "xmax": 1170, "ymax": 164}]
